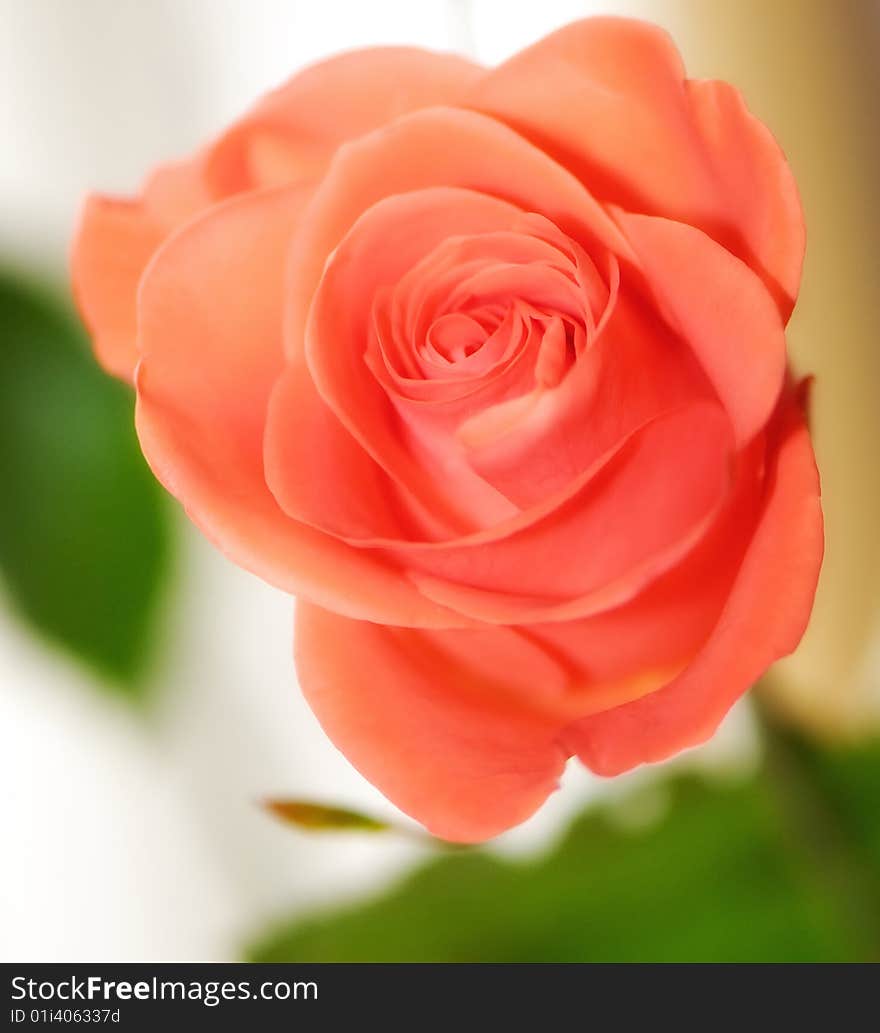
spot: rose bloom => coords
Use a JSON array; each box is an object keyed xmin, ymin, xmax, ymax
[{"xmin": 72, "ymin": 18, "xmax": 822, "ymax": 841}]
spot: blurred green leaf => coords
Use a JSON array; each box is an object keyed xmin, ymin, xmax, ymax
[
  {"xmin": 249, "ymin": 739, "xmax": 880, "ymax": 962},
  {"xmin": 264, "ymin": 799, "xmax": 392, "ymax": 833},
  {"xmin": 0, "ymin": 271, "xmax": 172, "ymax": 693}
]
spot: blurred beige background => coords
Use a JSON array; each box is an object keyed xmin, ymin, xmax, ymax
[{"xmin": 1, "ymin": 0, "xmax": 877, "ymax": 960}]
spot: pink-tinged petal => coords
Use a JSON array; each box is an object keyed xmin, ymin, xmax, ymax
[
  {"xmin": 206, "ymin": 47, "xmax": 484, "ymax": 194},
  {"xmin": 135, "ymin": 185, "xmax": 463, "ymax": 628},
  {"xmin": 562, "ymin": 399, "xmax": 823, "ymax": 775},
  {"xmin": 295, "ymin": 602, "xmax": 569, "ymax": 842},
  {"xmin": 471, "ymin": 17, "xmax": 804, "ymax": 317},
  {"xmin": 615, "ymin": 211, "xmax": 787, "ymax": 446}
]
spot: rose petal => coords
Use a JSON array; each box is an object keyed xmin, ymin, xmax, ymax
[
  {"xmin": 294, "ymin": 602, "xmax": 568, "ymax": 842},
  {"xmin": 615, "ymin": 212, "xmax": 787, "ymax": 446},
  {"xmin": 562, "ymin": 398, "xmax": 823, "ymax": 774},
  {"xmin": 207, "ymin": 47, "xmax": 484, "ymax": 194},
  {"xmin": 70, "ymin": 158, "xmax": 210, "ymax": 381},
  {"xmin": 71, "ymin": 196, "xmax": 163, "ymax": 381},
  {"xmin": 472, "ymin": 16, "xmax": 804, "ymax": 317}
]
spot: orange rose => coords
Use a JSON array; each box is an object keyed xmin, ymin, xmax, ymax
[{"xmin": 72, "ymin": 18, "xmax": 822, "ymax": 841}]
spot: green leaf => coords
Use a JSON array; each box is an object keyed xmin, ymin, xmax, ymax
[
  {"xmin": 263, "ymin": 799, "xmax": 392, "ymax": 833},
  {"xmin": 248, "ymin": 740, "xmax": 880, "ymax": 962},
  {"xmin": 0, "ymin": 271, "xmax": 172, "ymax": 693}
]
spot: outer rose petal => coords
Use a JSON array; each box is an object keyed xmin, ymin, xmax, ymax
[
  {"xmin": 207, "ymin": 47, "xmax": 483, "ymax": 194},
  {"xmin": 295, "ymin": 602, "xmax": 568, "ymax": 842},
  {"xmin": 71, "ymin": 196, "xmax": 163, "ymax": 380},
  {"xmin": 615, "ymin": 211, "xmax": 787, "ymax": 445},
  {"xmin": 471, "ymin": 17, "xmax": 804, "ymax": 317},
  {"xmin": 71, "ymin": 159, "xmax": 210, "ymax": 381},
  {"xmin": 135, "ymin": 185, "xmax": 462, "ymax": 628},
  {"xmin": 562, "ymin": 399, "xmax": 823, "ymax": 775}
]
